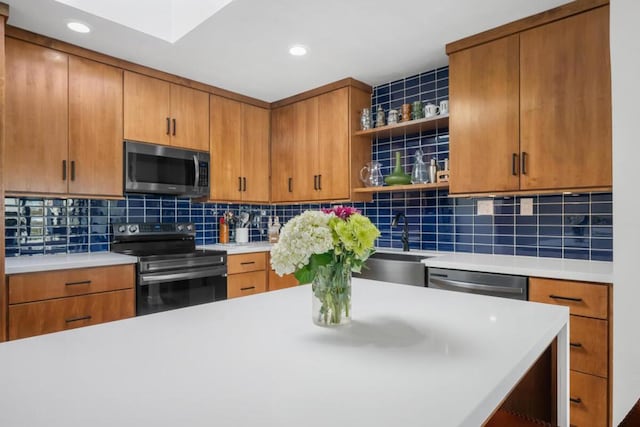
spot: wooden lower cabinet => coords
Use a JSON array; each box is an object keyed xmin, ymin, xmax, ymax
[
  {"xmin": 227, "ymin": 252, "xmax": 267, "ymax": 275},
  {"xmin": 529, "ymin": 277, "xmax": 611, "ymax": 427},
  {"xmin": 6, "ymin": 264, "xmax": 136, "ymax": 340},
  {"xmin": 9, "ymin": 289, "xmax": 134, "ymax": 340},
  {"xmin": 227, "ymin": 271, "xmax": 267, "ymax": 299},
  {"xmin": 268, "ymin": 268, "xmax": 298, "ymax": 291},
  {"xmin": 570, "ymin": 316, "xmax": 608, "ymax": 378},
  {"xmin": 226, "ymin": 251, "xmax": 299, "ymax": 298},
  {"xmin": 227, "ymin": 252, "xmax": 268, "ymax": 299},
  {"xmin": 8, "ymin": 264, "xmax": 134, "ymax": 304},
  {"xmin": 570, "ymin": 371, "xmax": 608, "ymax": 427}
]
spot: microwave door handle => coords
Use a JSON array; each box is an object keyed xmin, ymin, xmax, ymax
[
  {"xmin": 429, "ymin": 277, "xmax": 524, "ymax": 295},
  {"xmin": 194, "ymin": 155, "xmax": 200, "ymax": 189}
]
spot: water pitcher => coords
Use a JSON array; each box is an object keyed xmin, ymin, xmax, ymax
[{"xmin": 360, "ymin": 161, "xmax": 384, "ymax": 187}]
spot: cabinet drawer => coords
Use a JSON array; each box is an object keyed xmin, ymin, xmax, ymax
[
  {"xmin": 570, "ymin": 315, "xmax": 608, "ymax": 378},
  {"xmin": 8, "ymin": 289, "xmax": 135, "ymax": 340},
  {"xmin": 227, "ymin": 271, "xmax": 267, "ymax": 299},
  {"xmin": 529, "ymin": 277, "xmax": 608, "ymax": 319},
  {"xmin": 8, "ymin": 265, "xmax": 135, "ymax": 304},
  {"xmin": 570, "ymin": 370, "xmax": 608, "ymax": 427},
  {"xmin": 268, "ymin": 268, "xmax": 298, "ymax": 291},
  {"xmin": 227, "ymin": 252, "xmax": 266, "ymax": 274}
]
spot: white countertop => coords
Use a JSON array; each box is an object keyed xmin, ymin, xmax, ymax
[
  {"xmin": 199, "ymin": 241, "xmax": 273, "ymax": 254},
  {"xmin": 420, "ymin": 252, "xmax": 613, "ymax": 284},
  {"xmin": 5, "ymin": 252, "xmax": 138, "ymax": 275},
  {"xmin": 0, "ymin": 279, "xmax": 568, "ymax": 427}
]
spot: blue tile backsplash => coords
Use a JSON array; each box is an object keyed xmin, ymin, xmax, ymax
[{"xmin": 4, "ymin": 66, "xmax": 613, "ymax": 262}]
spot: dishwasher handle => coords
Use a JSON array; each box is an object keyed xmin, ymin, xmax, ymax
[{"xmin": 429, "ymin": 277, "xmax": 524, "ymax": 295}]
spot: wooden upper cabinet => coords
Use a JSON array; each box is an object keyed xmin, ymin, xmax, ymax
[
  {"xmin": 271, "ymin": 104, "xmax": 296, "ymax": 203},
  {"xmin": 447, "ymin": 5, "xmax": 611, "ymax": 196},
  {"xmin": 292, "ymin": 97, "xmax": 318, "ymax": 201},
  {"xmin": 242, "ymin": 103, "xmax": 270, "ymax": 203},
  {"xmin": 519, "ymin": 6, "xmax": 611, "ymax": 191},
  {"xmin": 170, "ymin": 84, "xmax": 209, "ymax": 151},
  {"xmin": 210, "ymin": 96, "xmax": 269, "ymax": 203},
  {"xmin": 5, "ymin": 38, "xmax": 69, "ymax": 194},
  {"xmin": 270, "ymin": 83, "xmax": 371, "ymax": 203},
  {"xmin": 124, "ymin": 71, "xmax": 171, "ymax": 146},
  {"xmin": 124, "ymin": 71, "xmax": 209, "ymax": 151},
  {"xmin": 211, "ymin": 95, "xmax": 243, "ymax": 201},
  {"xmin": 68, "ymin": 57, "xmax": 123, "ymax": 197},
  {"xmin": 316, "ymin": 88, "xmax": 350, "ymax": 200},
  {"xmin": 449, "ymin": 35, "xmax": 520, "ymax": 194}
]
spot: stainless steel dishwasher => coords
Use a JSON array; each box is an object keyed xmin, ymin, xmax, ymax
[{"xmin": 427, "ymin": 268, "xmax": 527, "ymax": 300}]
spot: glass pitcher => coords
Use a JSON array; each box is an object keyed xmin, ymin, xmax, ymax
[
  {"xmin": 411, "ymin": 149, "xmax": 429, "ymax": 184},
  {"xmin": 360, "ymin": 161, "xmax": 384, "ymax": 187}
]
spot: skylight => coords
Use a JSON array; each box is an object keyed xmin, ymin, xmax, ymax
[{"xmin": 55, "ymin": 0, "xmax": 234, "ymax": 43}]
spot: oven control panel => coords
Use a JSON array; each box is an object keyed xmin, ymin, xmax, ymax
[{"xmin": 113, "ymin": 222, "xmax": 196, "ymax": 237}]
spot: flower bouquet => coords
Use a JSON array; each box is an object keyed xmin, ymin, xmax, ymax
[{"xmin": 270, "ymin": 206, "xmax": 380, "ymax": 326}]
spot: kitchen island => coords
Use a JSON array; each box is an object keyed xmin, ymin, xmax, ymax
[{"xmin": 0, "ymin": 279, "xmax": 569, "ymax": 427}]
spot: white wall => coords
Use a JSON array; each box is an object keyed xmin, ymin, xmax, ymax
[{"xmin": 611, "ymin": 0, "xmax": 640, "ymax": 423}]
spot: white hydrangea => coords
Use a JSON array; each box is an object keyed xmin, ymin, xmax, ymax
[{"xmin": 270, "ymin": 210, "xmax": 334, "ymax": 276}]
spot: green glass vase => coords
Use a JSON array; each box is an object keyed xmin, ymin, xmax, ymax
[{"xmin": 384, "ymin": 151, "xmax": 411, "ymax": 185}]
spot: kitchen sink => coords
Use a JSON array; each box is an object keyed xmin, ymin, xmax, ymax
[
  {"xmin": 354, "ymin": 251, "xmax": 430, "ymax": 287},
  {"xmin": 367, "ymin": 252, "xmax": 429, "ymax": 263}
]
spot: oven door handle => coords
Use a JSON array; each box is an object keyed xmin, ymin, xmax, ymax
[
  {"xmin": 139, "ymin": 267, "xmax": 227, "ymax": 285},
  {"xmin": 429, "ymin": 277, "xmax": 524, "ymax": 295}
]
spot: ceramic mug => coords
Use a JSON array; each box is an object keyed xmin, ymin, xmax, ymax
[
  {"xmin": 400, "ymin": 104, "xmax": 411, "ymax": 122},
  {"xmin": 388, "ymin": 109, "xmax": 400, "ymax": 125},
  {"xmin": 412, "ymin": 101, "xmax": 424, "ymax": 120},
  {"xmin": 439, "ymin": 100, "xmax": 449, "ymax": 115},
  {"xmin": 424, "ymin": 103, "xmax": 440, "ymax": 118}
]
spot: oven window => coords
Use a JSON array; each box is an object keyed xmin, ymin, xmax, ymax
[
  {"xmin": 128, "ymin": 152, "xmax": 195, "ymax": 186},
  {"xmin": 137, "ymin": 275, "xmax": 227, "ymax": 316}
]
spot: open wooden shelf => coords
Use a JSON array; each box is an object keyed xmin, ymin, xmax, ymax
[
  {"xmin": 352, "ymin": 182, "xmax": 449, "ymax": 194},
  {"xmin": 354, "ymin": 114, "xmax": 449, "ymax": 138}
]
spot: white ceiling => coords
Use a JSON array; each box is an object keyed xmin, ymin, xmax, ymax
[
  {"xmin": 5, "ymin": 0, "xmax": 569, "ymax": 102},
  {"xmin": 53, "ymin": 0, "xmax": 235, "ymax": 43}
]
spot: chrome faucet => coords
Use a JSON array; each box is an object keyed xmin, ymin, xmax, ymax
[{"xmin": 391, "ymin": 212, "xmax": 410, "ymax": 252}]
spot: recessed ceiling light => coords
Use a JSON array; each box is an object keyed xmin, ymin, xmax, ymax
[
  {"xmin": 67, "ymin": 21, "xmax": 91, "ymax": 33},
  {"xmin": 289, "ymin": 45, "xmax": 307, "ymax": 56}
]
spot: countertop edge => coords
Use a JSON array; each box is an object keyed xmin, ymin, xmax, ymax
[
  {"xmin": 5, "ymin": 254, "xmax": 138, "ymax": 275},
  {"xmin": 422, "ymin": 257, "xmax": 613, "ymax": 284}
]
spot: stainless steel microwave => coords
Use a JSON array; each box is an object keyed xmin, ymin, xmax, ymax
[{"xmin": 124, "ymin": 141, "xmax": 210, "ymax": 198}]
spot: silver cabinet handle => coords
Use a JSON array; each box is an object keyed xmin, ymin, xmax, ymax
[{"xmin": 429, "ymin": 277, "xmax": 523, "ymax": 295}]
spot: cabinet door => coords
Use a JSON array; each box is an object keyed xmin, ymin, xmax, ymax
[
  {"xmin": 292, "ymin": 97, "xmax": 318, "ymax": 201},
  {"xmin": 8, "ymin": 289, "xmax": 135, "ymax": 340},
  {"xmin": 210, "ymin": 95, "xmax": 242, "ymax": 201},
  {"xmin": 227, "ymin": 271, "xmax": 267, "ymax": 299},
  {"xmin": 68, "ymin": 57, "xmax": 123, "ymax": 197},
  {"xmin": 242, "ymin": 104, "xmax": 270, "ymax": 202},
  {"xmin": 520, "ymin": 6, "xmax": 611, "ymax": 190},
  {"xmin": 5, "ymin": 39, "xmax": 68, "ymax": 194},
  {"xmin": 268, "ymin": 269, "xmax": 298, "ymax": 291},
  {"xmin": 449, "ymin": 35, "xmax": 520, "ymax": 194},
  {"xmin": 271, "ymin": 104, "xmax": 296, "ymax": 202},
  {"xmin": 316, "ymin": 88, "xmax": 350, "ymax": 200},
  {"xmin": 123, "ymin": 71, "xmax": 171, "ymax": 146},
  {"xmin": 170, "ymin": 84, "xmax": 209, "ymax": 151}
]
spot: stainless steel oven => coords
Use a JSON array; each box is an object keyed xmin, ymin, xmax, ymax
[
  {"xmin": 111, "ymin": 222, "xmax": 227, "ymax": 316},
  {"xmin": 137, "ymin": 252, "xmax": 227, "ymax": 316},
  {"xmin": 124, "ymin": 140, "xmax": 210, "ymax": 197}
]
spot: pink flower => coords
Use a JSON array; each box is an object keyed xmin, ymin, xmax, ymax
[{"xmin": 322, "ymin": 205, "xmax": 360, "ymax": 220}]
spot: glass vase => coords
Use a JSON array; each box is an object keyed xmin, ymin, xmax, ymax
[{"xmin": 311, "ymin": 264, "xmax": 352, "ymax": 327}]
